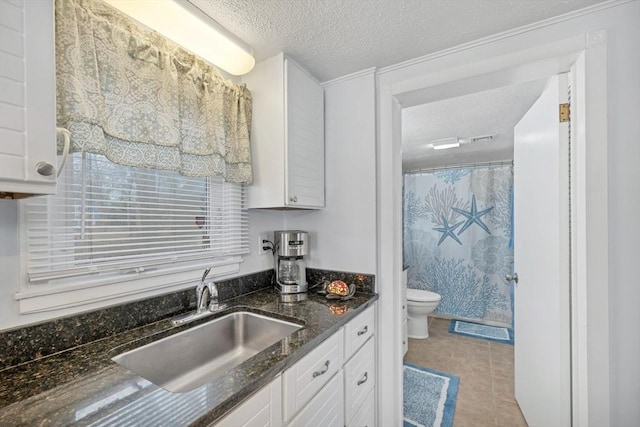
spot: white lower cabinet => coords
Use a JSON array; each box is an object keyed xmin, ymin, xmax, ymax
[
  {"xmin": 287, "ymin": 370, "xmax": 344, "ymax": 427},
  {"xmin": 214, "ymin": 375, "xmax": 282, "ymax": 427},
  {"xmin": 282, "ymin": 329, "xmax": 343, "ymax": 423},
  {"xmin": 344, "ymin": 337, "xmax": 376, "ymax": 424},
  {"xmin": 347, "ymin": 387, "xmax": 376, "ymax": 427}
]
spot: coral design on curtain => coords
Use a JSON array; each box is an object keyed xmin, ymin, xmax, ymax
[
  {"xmin": 403, "ymin": 165, "xmax": 514, "ymax": 325},
  {"xmin": 55, "ymin": 0, "xmax": 253, "ymax": 182}
]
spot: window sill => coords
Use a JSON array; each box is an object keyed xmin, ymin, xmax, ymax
[{"xmin": 15, "ymin": 257, "xmax": 242, "ymax": 314}]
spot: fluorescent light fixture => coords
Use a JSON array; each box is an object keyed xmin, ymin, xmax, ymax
[
  {"xmin": 103, "ymin": 0, "xmax": 255, "ymax": 76},
  {"xmin": 431, "ymin": 137, "xmax": 460, "ymax": 150}
]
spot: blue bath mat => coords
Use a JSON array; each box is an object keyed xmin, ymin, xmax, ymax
[
  {"xmin": 403, "ymin": 362, "xmax": 459, "ymax": 427},
  {"xmin": 449, "ymin": 319, "xmax": 513, "ymax": 344}
]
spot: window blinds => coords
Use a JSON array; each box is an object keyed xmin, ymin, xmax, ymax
[{"xmin": 24, "ymin": 153, "xmax": 249, "ymax": 284}]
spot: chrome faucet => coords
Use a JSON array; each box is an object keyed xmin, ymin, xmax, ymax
[
  {"xmin": 172, "ymin": 268, "xmax": 226, "ymax": 325},
  {"xmin": 195, "ymin": 268, "xmax": 211, "ymax": 313},
  {"xmin": 196, "ymin": 280, "xmax": 223, "ymax": 313},
  {"xmin": 207, "ymin": 281, "xmax": 223, "ymax": 312},
  {"xmin": 195, "ymin": 281, "xmax": 210, "ymax": 313}
]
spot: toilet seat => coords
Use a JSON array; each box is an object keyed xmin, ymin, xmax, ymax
[{"xmin": 407, "ymin": 288, "xmax": 441, "ymax": 303}]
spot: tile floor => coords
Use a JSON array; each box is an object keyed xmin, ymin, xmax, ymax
[{"xmin": 404, "ymin": 317, "xmax": 528, "ymax": 427}]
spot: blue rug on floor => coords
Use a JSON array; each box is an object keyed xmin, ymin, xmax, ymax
[
  {"xmin": 449, "ymin": 319, "xmax": 514, "ymax": 345},
  {"xmin": 403, "ymin": 362, "xmax": 459, "ymax": 427}
]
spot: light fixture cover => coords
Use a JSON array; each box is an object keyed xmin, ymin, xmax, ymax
[
  {"xmin": 431, "ymin": 137, "xmax": 460, "ymax": 150},
  {"xmin": 103, "ymin": 0, "xmax": 255, "ymax": 76}
]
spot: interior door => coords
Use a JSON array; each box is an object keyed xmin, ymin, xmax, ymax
[{"xmin": 513, "ymin": 74, "xmax": 571, "ymax": 426}]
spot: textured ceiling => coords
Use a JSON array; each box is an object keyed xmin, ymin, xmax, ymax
[
  {"xmin": 402, "ymin": 79, "xmax": 548, "ymax": 170},
  {"xmin": 190, "ymin": 0, "xmax": 606, "ymax": 82},
  {"xmin": 188, "ymin": 0, "xmax": 605, "ymax": 169}
]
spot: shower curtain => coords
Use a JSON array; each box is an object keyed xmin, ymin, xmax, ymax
[{"xmin": 403, "ymin": 165, "xmax": 514, "ymax": 326}]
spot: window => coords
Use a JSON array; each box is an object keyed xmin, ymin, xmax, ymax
[{"xmin": 18, "ymin": 152, "xmax": 249, "ymax": 312}]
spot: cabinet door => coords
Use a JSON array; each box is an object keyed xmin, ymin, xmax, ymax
[
  {"xmin": 344, "ymin": 337, "xmax": 375, "ymax": 424},
  {"xmin": 346, "ymin": 387, "xmax": 375, "ymax": 427},
  {"xmin": 283, "ymin": 329, "xmax": 343, "ymax": 422},
  {"xmin": 284, "ymin": 58, "xmax": 324, "ymax": 208},
  {"xmin": 287, "ymin": 370, "xmax": 344, "ymax": 427},
  {"xmin": 215, "ymin": 376, "xmax": 282, "ymax": 427},
  {"xmin": 0, "ymin": 0, "xmax": 56, "ymax": 196}
]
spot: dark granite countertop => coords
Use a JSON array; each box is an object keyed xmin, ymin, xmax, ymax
[{"xmin": 0, "ymin": 288, "xmax": 377, "ymax": 426}]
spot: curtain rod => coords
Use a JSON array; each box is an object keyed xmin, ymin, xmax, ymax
[{"xmin": 403, "ymin": 159, "xmax": 514, "ymax": 175}]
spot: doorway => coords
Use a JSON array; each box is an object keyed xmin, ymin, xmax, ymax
[
  {"xmin": 375, "ymin": 35, "xmax": 609, "ymax": 426},
  {"xmin": 401, "ymin": 79, "xmax": 548, "ymax": 329},
  {"xmin": 400, "ymin": 76, "xmax": 563, "ymax": 426}
]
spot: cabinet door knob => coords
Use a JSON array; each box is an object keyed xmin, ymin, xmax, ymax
[
  {"xmin": 289, "ymin": 196, "xmax": 298, "ymax": 203},
  {"xmin": 36, "ymin": 161, "xmax": 56, "ymax": 177},
  {"xmin": 357, "ymin": 325, "xmax": 368, "ymax": 336}
]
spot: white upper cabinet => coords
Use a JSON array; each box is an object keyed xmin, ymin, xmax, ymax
[
  {"xmin": 0, "ymin": 0, "xmax": 57, "ymax": 198},
  {"xmin": 242, "ymin": 53, "xmax": 324, "ymax": 209}
]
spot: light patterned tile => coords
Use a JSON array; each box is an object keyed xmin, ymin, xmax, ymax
[
  {"xmin": 495, "ymin": 400, "xmax": 528, "ymax": 427},
  {"xmin": 406, "ymin": 320, "xmax": 521, "ymax": 427},
  {"xmin": 492, "ymin": 375, "xmax": 517, "ymax": 403}
]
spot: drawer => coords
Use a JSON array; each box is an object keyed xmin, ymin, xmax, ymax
[
  {"xmin": 346, "ymin": 386, "xmax": 375, "ymax": 427},
  {"xmin": 283, "ymin": 329, "xmax": 343, "ymax": 422},
  {"xmin": 287, "ymin": 370, "xmax": 344, "ymax": 427},
  {"xmin": 344, "ymin": 337, "xmax": 375, "ymax": 424},
  {"xmin": 215, "ymin": 375, "xmax": 281, "ymax": 427},
  {"xmin": 344, "ymin": 305, "xmax": 375, "ymax": 361}
]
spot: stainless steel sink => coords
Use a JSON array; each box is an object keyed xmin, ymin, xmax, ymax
[{"xmin": 112, "ymin": 311, "xmax": 302, "ymax": 393}]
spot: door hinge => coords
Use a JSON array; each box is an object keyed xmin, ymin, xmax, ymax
[{"xmin": 559, "ymin": 103, "xmax": 570, "ymax": 122}]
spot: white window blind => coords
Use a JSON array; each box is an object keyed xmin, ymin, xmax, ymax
[{"xmin": 23, "ymin": 153, "xmax": 249, "ymax": 285}]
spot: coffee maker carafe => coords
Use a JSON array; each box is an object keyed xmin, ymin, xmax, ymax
[{"xmin": 274, "ymin": 231, "xmax": 308, "ymax": 294}]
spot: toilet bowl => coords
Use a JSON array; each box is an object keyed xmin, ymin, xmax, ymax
[{"xmin": 407, "ymin": 289, "xmax": 442, "ymax": 339}]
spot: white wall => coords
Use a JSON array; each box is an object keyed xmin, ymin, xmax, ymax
[
  {"xmin": 285, "ymin": 70, "xmax": 377, "ymax": 275},
  {"xmin": 377, "ymin": 2, "xmax": 639, "ymax": 425}
]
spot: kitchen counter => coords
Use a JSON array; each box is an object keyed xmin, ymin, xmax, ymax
[{"xmin": 0, "ymin": 288, "xmax": 377, "ymax": 426}]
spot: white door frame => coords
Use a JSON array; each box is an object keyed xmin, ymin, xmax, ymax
[{"xmin": 375, "ymin": 26, "xmax": 609, "ymax": 427}]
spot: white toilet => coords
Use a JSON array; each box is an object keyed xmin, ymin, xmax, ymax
[{"xmin": 406, "ymin": 289, "xmax": 442, "ymax": 339}]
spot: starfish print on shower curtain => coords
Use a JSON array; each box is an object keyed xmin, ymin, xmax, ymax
[
  {"xmin": 433, "ymin": 215, "xmax": 463, "ymax": 245},
  {"xmin": 452, "ymin": 194, "xmax": 494, "ymax": 235}
]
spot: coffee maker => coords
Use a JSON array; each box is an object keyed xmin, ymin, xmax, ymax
[{"xmin": 274, "ymin": 230, "xmax": 308, "ymax": 294}]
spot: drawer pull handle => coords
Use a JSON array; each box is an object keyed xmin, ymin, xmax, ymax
[
  {"xmin": 357, "ymin": 325, "xmax": 368, "ymax": 336},
  {"xmin": 313, "ymin": 360, "xmax": 330, "ymax": 378},
  {"xmin": 357, "ymin": 372, "xmax": 368, "ymax": 386}
]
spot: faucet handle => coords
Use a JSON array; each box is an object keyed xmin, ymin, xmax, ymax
[
  {"xmin": 206, "ymin": 281, "xmax": 226, "ymax": 312},
  {"xmin": 206, "ymin": 281, "xmax": 218, "ymax": 298},
  {"xmin": 201, "ymin": 267, "xmax": 211, "ymax": 283}
]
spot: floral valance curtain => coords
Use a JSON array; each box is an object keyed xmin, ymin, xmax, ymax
[{"xmin": 54, "ymin": 0, "xmax": 253, "ymax": 182}]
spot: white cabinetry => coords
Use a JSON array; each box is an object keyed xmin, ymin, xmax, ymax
[
  {"xmin": 287, "ymin": 370, "xmax": 344, "ymax": 427},
  {"xmin": 343, "ymin": 305, "xmax": 376, "ymax": 427},
  {"xmin": 0, "ymin": 0, "xmax": 57, "ymax": 198},
  {"xmin": 214, "ymin": 376, "xmax": 282, "ymax": 427},
  {"xmin": 344, "ymin": 304, "xmax": 375, "ymax": 360},
  {"xmin": 282, "ymin": 329, "xmax": 343, "ymax": 422},
  {"xmin": 242, "ymin": 53, "xmax": 324, "ymax": 209},
  {"xmin": 344, "ymin": 337, "xmax": 375, "ymax": 424}
]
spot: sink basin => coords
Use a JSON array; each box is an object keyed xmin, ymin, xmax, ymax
[{"xmin": 112, "ymin": 311, "xmax": 302, "ymax": 393}]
